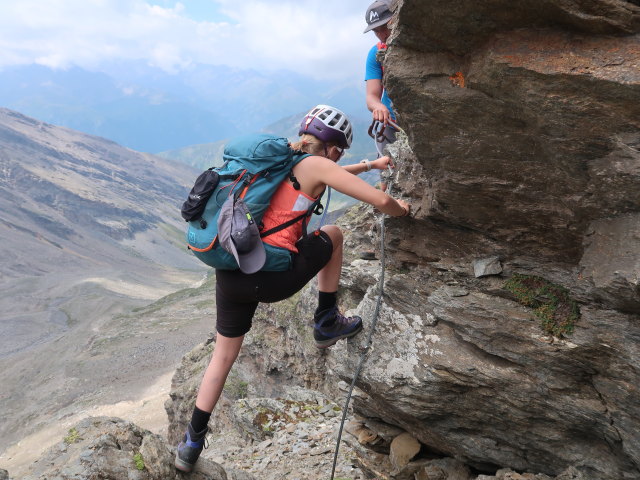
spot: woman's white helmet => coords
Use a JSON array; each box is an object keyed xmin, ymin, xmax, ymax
[{"xmin": 298, "ymin": 105, "xmax": 353, "ymax": 149}]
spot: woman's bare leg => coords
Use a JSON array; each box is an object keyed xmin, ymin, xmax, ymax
[
  {"xmin": 195, "ymin": 333, "xmax": 244, "ymax": 413},
  {"xmin": 317, "ymin": 225, "xmax": 343, "ymax": 293}
]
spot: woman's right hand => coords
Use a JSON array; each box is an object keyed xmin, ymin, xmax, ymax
[
  {"xmin": 396, "ymin": 199, "xmax": 411, "ymax": 217},
  {"xmin": 371, "ymin": 156, "xmax": 394, "ymax": 171}
]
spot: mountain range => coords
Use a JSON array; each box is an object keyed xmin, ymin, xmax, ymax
[{"xmin": 0, "ymin": 63, "xmax": 370, "ymax": 153}]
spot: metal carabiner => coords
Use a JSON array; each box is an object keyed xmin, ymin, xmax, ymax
[
  {"xmin": 367, "ymin": 119, "xmax": 376, "ymax": 140},
  {"xmin": 368, "ymin": 119, "xmax": 392, "ymax": 143}
]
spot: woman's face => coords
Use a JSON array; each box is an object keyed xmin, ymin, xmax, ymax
[
  {"xmin": 325, "ymin": 145, "xmax": 344, "ymax": 163},
  {"xmin": 332, "ymin": 146, "xmax": 345, "ymax": 162}
]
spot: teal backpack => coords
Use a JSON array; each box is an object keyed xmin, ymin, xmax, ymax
[{"xmin": 183, "ymin": 134, "xmax": 322, "ymax": 271}]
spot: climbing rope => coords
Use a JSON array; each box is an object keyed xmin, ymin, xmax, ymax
[{"xmin": 329, "ymin": 161, "xmax": 400, "ymax": 480}]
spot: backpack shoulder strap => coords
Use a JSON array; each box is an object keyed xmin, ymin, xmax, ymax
[
  {"xmin": 291, "ymin": 150, "xmax": 311, "ymax": 166},
  {"xmin": 287, "ymin": 150, "xmax": 312, "ymax": 190},
  {"xmin": 259, "ymin": 194, "xmax": 323, "ymax": 239}
]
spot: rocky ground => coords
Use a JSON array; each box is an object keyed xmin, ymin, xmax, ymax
[
  {"xmin": 204, "ymin": 386, "xmax": 367, "ymax": 480},
  {"xmin": 1, "ymin": 380, "xmax": 588, "ymax": 480},
  {"xmin": 200, "ymin": 386, "xmax": 586, "ymax": 480}
]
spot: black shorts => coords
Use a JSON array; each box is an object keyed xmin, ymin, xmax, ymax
[{"xmin": 214, "ymin": 231, "xmax": 334, "ymax": 338}]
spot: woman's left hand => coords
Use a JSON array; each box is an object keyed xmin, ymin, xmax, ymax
[{"xmin": 371, "ymin": 156, "xmax": 394, "ymax": 171}]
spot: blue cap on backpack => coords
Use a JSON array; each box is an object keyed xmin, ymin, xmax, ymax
[{"xmin": 217, "ymin": 197, "xmax": 266, "ymax": 274}]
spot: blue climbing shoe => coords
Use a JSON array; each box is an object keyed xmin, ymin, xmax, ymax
[
  {"xmin": 175, "ymin": 424, "xmax": 208, "ymax": 472},
  {"xmin": 314, "ymin": 307, "xmax": 363, "ymax": 348}
]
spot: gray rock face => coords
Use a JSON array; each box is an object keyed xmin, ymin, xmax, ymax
[
  {"xmin": 328, "ymin": 0, "xmax": 639, "ymax": 478},
  {"xmin": 392, "ymin": 0, "xmax": 640, "ymax": 55},
  {"xmin": 580, "ymin": 214, "xmax": 640, "ymax": 311},
  {"xmin": 387, "ymin": 3, "xmax": 640, "ymax": 264}
]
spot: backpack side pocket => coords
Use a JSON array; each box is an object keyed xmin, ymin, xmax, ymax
[{"xmin": 181, "ymin": 169, "xmax": 220, "ymax": 222}]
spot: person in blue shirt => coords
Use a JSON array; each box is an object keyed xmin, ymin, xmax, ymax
[
  {"xmin": 364, "ymin": 0, "xmax": 397, "ymax": 160},
  {"xmin": 359, "ymin": 0, "xmax": 397, "ymax": 261}
]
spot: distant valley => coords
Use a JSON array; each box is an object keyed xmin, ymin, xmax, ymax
[{"xmin": 0, "ymin": 108, "xmax": 211, "ymax": 455}]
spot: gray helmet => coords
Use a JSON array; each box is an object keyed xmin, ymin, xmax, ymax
[{"xmin": 298, "ymin": 105, "xmax": 353, "ymax": 149}]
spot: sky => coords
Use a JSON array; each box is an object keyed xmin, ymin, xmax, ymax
[{"xmin": 0, "ymin": 0, "xmax": 376, "ymax": 80}]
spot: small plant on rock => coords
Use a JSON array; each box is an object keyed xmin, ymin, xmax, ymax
[
  {"xmin": 63, "ymin": 427, "xmax": 81, "ymax": 444},
  {"xmin": 133, "ymin": 452, "xmax": 145, "ymax": 471},
  {"xmin": 504, "ymin": 273, "xmax": 580, "ymax": 337},
  {"xmin": 224, "ymin": 375, "xmax": 249, "ymax": 400}
]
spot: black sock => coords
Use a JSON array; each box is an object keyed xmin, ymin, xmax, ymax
[
  {"xmin": 315, "ymin": 291, "xmax": 337, "ymax": 317},
  {"xmin": 189, "ymin": 406, "xmax": 211, "ymax": 437}
]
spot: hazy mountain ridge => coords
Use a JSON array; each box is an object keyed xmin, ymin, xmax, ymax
[
  {"xmin": 0, "ymin": 65, "xmax": 237, "ymax": 153},
  {"xmin": 158, "ymin": 139, "xmax": 227, "ymax": 170},
  {"xmin": 158, "ymin": 112, "xmax": 379, "ymax": 169},
  {"xmin": 0, "ymin": 63, "xmax": 369, "ymax": 153},
  {"xmin": 0, "ymin": 108, "xmax": 190, "ymax": 247}
]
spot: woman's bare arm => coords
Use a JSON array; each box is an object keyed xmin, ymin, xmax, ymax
[
  {"xmin": 342, "ymin": 156, "xmax": 393, "ymax": 175},
  {"xmin": 295, "ymin": 156, "xmax": 409, "ymax": 216}
]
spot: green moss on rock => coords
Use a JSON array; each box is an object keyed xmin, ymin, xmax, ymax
[
  {"xmin": 63, "ymin": 427, "xmax": 81, "ymax": 444},
  {"xmin": 224, "ymin": 372, "xmax": 249, "ymax": 400},
  {"xmin": 504, "ymin": 274, "xmax": 580, "ymax": 337}
]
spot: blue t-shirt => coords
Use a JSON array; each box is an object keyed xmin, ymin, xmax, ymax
[{"xmin": 365, "ymin": 44, "xmax": 396, "ymax": 120}]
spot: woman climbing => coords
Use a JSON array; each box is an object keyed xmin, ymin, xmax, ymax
[{"xmin": 175, "ymin": 104, "xmax": 411, "ymax": 472}]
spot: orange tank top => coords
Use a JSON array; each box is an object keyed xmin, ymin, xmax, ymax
[{"xmin": 261, "ymin": 181, "xmax": 319, "ymax": 253}]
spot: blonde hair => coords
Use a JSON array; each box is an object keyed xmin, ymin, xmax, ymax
[{"xmin": 290, "ymin": 134, "xmax": 338, "ymax": 156}]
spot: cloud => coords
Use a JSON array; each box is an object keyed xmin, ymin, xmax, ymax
[
  {"xmin": 213, "ymin": 0, "xmax": 371, "ymax": 77},
  {"xmin": 0, "ymin": 0, "xmax": 376, "ymax": 80}
]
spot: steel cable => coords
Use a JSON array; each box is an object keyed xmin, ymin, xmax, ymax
[{"xmin": 329, "ymin": 165, "xmax": 398, "ymax": 480}]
